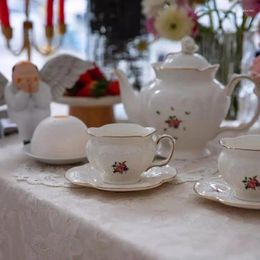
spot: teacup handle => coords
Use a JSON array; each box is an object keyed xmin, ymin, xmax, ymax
[
  {"xmin": 218, "ymin": 74, "xmax": 260, "ymax": 134},
  {"xmin": 147, "ymin": 134, "xmax": 176, "ymax": 170}
]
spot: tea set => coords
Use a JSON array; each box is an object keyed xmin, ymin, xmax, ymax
[{"xmin": 24, "ymin": 37, "xmax": 260, "ymax": 209}]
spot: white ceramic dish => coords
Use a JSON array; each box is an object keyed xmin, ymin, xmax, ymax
[
  {"xmin": 31, "ymin": 116, "xmax": 88, "ymax": 159},
  {"xmin": 194, "ymin": 176, "xmax": 260, "ymax": 210},
  {"xmin": 65, "ymin": 163, "xmax": 177, "ymax": 192},
  {"xmin": 24, "ymin": 145, "xmax": 86, "ymax": 165}
]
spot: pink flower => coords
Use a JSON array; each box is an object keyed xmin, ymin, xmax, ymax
[
  {"xmin": 186, "ymin": 6, "xmax": 199, "ymax": 37},
  {"xmin": 145, "ymin": 17, "xmax": 159, "ymax": 36},
  {"xmin": 242, "ymin": 0, "xmax": 260, "ymax": 17},
  {"xmin": 176, "ymin": 1, "xmax": 199, "ymax": 37},
  {"xmin": 250, "ymin": 56, "xmax": 260, "ymax": 82},
  {"xmin": 176, "ymin": 0, "xmax": 189, "ymax": 6}
]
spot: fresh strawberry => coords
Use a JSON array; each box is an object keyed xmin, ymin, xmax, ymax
[
  {"xmin": 67, "ymin": 65, "xmax": 109, "ymax": 97},
  {"xmin": 107, "ymin": 80, "xmax": 120, "ymax": 96},
  {"xmin": 90, "ymin": 80, "xmax": 108, "ymax": 97},
  {"xmin": 88, "ymin": 66, "xmax": 106, "ymax": 80},
  {"xmin": 66, "ymin": 81, "xmax": 84, "ymax": 96},
  {"xmin": 78, "ymin": 72, "xmax": 92, "ymax": 84},
  {"xmin": 76, "ymin": 82, "xmax": 93, "ymax": 97}
]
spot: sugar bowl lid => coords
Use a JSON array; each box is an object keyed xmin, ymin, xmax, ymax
[{"xmin": 162, "ymin": 36, "xmax": 210, "ymax": 70}]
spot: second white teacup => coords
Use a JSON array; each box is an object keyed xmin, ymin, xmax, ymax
[
  {"xmin": 218, "ymin": 135, "xmax": 260, "ymax": 202},
  {"xmin": 86, "ymin": 123, "xmax": 175, "ymax": 185}
]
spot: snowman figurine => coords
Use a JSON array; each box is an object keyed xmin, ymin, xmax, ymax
[{"xmin": 0, "ymin": 55, "xmax": 94, "ymax": 144}]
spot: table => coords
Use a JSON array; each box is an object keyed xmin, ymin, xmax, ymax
[{"xmin": 0, "ymin": 135, "xmax": 260, "ymax": 260}]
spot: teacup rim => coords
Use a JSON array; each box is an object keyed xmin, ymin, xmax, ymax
[
  {"xmin": 87, "ymin": 123, "xmax": 156, "ymax": 138},
  {"xmin": 220, "ymin": 135, "xmax": 260, "ymax": 152}
]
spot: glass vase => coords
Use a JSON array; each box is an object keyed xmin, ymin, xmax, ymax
[{"xmin": 197, "ymin": 31, "xmax": 256, "ymax": 120}]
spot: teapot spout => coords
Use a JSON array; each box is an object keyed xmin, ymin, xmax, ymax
[{"xmin": 115, "ymin": 69, "xmax": 142, "ymax": 123}]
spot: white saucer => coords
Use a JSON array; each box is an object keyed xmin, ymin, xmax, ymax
[
  {"xmin": 65, "ymin": 163, "xmax": 177, "ymax": 192},
  {"xmin": 23, "ymin": 145, "xmax": 86, "ymax": 165},
  {"xmin": 194, "ymin": 176, "xmax": 260, "ymax": 210}
]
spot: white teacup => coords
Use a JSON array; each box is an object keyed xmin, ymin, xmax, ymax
[
  {"xmin": 86, "ymin": 123, "xmax": 175, "ymax": 185},
  {"xmin": 218, "ymin": 135, "xmax": 260, "ymax": 202}
]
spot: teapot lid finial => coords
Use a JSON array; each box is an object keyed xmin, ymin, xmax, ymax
[
  {"xmin": 161, "ymin": 36, "xmax": 213, "ymax": 70},
  {"xmin": 181, "ymin": 36, "xmax": 199, "ymax": 55}
]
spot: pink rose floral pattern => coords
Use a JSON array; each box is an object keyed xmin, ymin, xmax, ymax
[
  {"xmin": 112, "ymin": 161, "xmax": 129, "ymax": 174},
  {"xmin": 242, "ymin": 176, "xmax": 260, "ymax": 190},
  {"xmin": 156, "ymin": 107, "xmax": 191, "ymax": 137},
  {"xmin": 165, "ymin": 116, "xmax": 182, "ymax": 129}
]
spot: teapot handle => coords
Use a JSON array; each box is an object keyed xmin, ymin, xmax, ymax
[{"xmin": 218, "ymin": 74, "xmax": 260, "ymax": 134}]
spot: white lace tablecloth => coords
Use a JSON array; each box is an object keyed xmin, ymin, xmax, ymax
[{"xmin": 0, "ymin": 135, "xmax": 260, "ymax": 260}]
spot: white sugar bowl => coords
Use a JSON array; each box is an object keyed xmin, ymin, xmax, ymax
[
  {"xmin": 31, "ymin": 116, "xmax": 88, "ymax": 159},
  {"xmin": 218, "ymin": 135, "xmax": 260, "ymax": 202}
]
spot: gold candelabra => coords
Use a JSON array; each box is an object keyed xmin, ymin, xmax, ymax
[{"xmin": 1, "ymin": 0, "xmax": 66, "ymax": 61}]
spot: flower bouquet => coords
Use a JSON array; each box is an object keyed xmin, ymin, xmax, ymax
[{"xmin": 142, "ymin": 0, "xmax": 259, "ymax": 42}]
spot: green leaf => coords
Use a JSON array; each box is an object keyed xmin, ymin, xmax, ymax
[{"xmin": 91, "ymin": 80, "xmax": 109, "ymax": 97}]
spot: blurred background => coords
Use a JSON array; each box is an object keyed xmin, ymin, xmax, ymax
[{"xmin": 0, "ymin": 0, "xmax": 259, "ymax": 135}]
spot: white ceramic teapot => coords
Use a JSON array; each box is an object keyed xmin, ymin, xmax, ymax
[{"xmin": 116, "ymin": 37, "xmax": 260, "ymax": 159}]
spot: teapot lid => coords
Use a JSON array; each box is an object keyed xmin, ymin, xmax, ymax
[{"xmin": 162, "ymin": 36, "xmax": 210, "ymax": 70}]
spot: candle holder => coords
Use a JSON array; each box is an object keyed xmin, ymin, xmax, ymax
[{"xmin": 1, "ymin": 0, "xmax": 66, "ymax": 61}]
